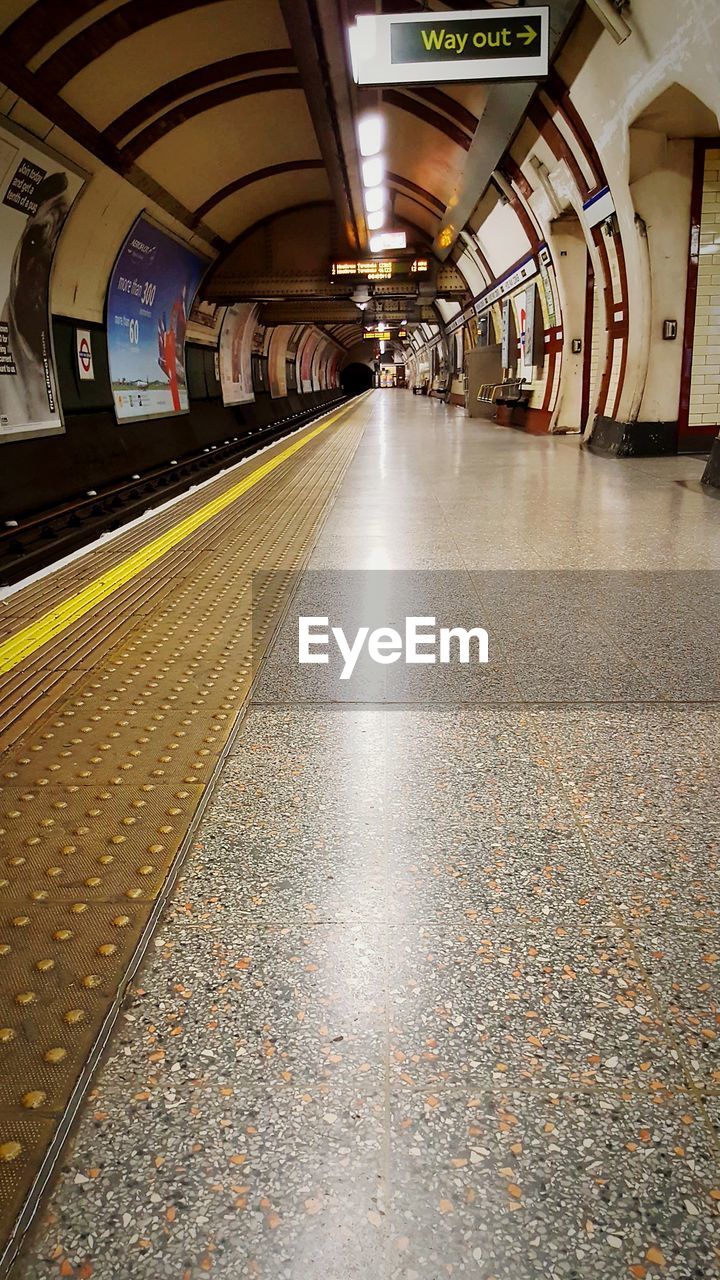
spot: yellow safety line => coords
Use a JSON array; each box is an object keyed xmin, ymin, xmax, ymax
[{"xmin": 0, "ymin": 396, "xmax": 366, "ymax": 677}]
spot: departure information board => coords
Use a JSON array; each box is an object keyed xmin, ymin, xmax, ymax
[{"xmin": 331, "ymin": 258, "xmax": 429, "ymax": 281}]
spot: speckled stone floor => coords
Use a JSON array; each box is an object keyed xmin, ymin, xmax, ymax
[{"xmin": 17, "ymin": 395, "xmax": 720, "ymax": 1279}]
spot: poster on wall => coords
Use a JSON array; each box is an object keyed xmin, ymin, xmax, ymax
[
  {"xmin": 107, "ymin": 213, "xmax": 207, "ymax": 423},
  {"xmin": 297, "ymin": 329, "xmax": 320, "ymax": 393},
  {"xmin": 520, "ymin": 283, "xmax": 540, "ymax": 372},
  {"xmin": 285, "ymin": 326, "xmax": 303, "ymax": 392},
  {"xmin": 311, "ymin": 337, "xmax": 328, "ymax": 391},
  {"xmin": 0, "ymin": 119, "xmax": 85, "ymax": 443},
  {"xmin": 268, "ymin": 325, "xmax": 293, "ymax": 399},
  {"xmin": 501, "ymin": 298, "xmax": 513, "ymax": 370},
  {"xmin": 219, "ymin": 303, "xmax": 256, "ymax": 405},
  {"xmin": 186, "ymin": 298, "xmax": 226, "ymax": 348}
]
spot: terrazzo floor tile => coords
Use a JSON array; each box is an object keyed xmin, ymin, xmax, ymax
[
  {"xmin": 387, "ymin": 923, "xmax": 683, "ymax": 1093},
  {"xmin": 631, "ymin": 929, "xmax": 720, "ymax": 1091},
  {"xmin": 13, "ymin": 398, "xmax": 720, "ymax": 1278},
  {"xmin": 388, "ymin": 1088, "xmax": 720, "ymax": 1280},
  {"xmin": 99, "ymin": 923, "xmax": 388, "ymax": 1094},
  {"xmin": 22, "ymin": 1082, "xmax": 386, "ymax": 1280},
  {"xmin": 226, "ymin": 706, "xmax": 387, "ymax": 758},
  {"xmin": 385, "ymin": 832, "xmax": 616, "ymax": 929}
]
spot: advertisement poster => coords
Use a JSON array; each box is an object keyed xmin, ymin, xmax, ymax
[
  {"xmin": 219, "ymin": 303, "xmax": 257, "ymax": 405},
  {"xmin": 107, "ymin": 213, "xmax": 207, "ymax": 423},
  {"xmin": 268, "ymin": 325, "xmax": 293, "ymax": 399},
  {"xmin": 501, "ymin": 298, "xmax": 513, "ymax": 369},
  {"xmin": 187, "ymin": 298, "xmax": 225, "ymax": 347},
  {"xmin": 298, "ymin": 329, "xmax": 321, "ymax": 393},
  {"xmin": 328, "ymin": 350, "xmax": 341, "ymax": 388},
  {"xmin": 285, "ymin": 325, "xmax": 303, "ymax": 392},
  {"xmin": 311, "ymin": 336, "xmax": 329, "ymax": 391},
  {"xmin": 0, "ymin": 120, "xmax": 85, "ymax": 443},
  {"xmin": 523, "ymin": 282, "xmax": 538, "ymax": 371}
]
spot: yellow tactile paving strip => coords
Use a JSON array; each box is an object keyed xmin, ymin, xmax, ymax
[{"xmin": 0, "ymin": 396, "xmax": 368, "ymax": 1274}]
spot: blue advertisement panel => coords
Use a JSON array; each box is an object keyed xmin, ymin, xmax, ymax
[{"xmin": 107, "ymin": 213, "xmax": 207, "ymax": 423}]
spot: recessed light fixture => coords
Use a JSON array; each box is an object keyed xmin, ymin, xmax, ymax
[
  {"xmin": 365, "ymin": 187, "xmax": 386, "ymax": 214},
  {"xmin": 370, "ymin": 230, "xmax": 406, "ymax": 253},
  {"xmin": 358, "ymin": 113, "xmax": 384, "ymax": 157},
  {"xmin": 362, "ymin": 156, "xmax": 385, "ymax": 188}
]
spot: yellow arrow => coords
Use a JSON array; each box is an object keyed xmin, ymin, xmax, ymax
[{"xmin": 518, "ymin": 23, "xmax": 538, "ymax": 45}]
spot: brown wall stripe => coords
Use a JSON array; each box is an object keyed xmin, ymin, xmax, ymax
[
  {"xmin": 0, "ymin": 0, "xmax": 100, "ymax": 65},
  {"xmin": 119, "ymin": 73, "xmax": 303, "ymax": 165},
  {"xmin": 105, "ymin": 50, "xmax": 297, "ymax": 147},
  {"xmin": 37, "ymin": 0, "xmax": 223, "ymax": 94},
  {"xmin": 678, "ymin": 138, "xmax": 712, "ymax": 439},
  {"xmin": 526, "ymin": 97, "xmax": 590, "ymax": 199},
  {"xmin": 545, "ymin": 70, "xmax": 605, "ymax": 194},
  {"xmin": 192, "ymin": 159, "xmax": 326, "ymax": 225},
  {"xmin": 387, "ymin": 172, "xmax": 446, "ymax": 215},
  {"xmin": 610, "ymin": 233, "xmax": 630, "ymax": 421},
  {"xmin": 408, "ymin": 87, "xmax": 478, "ymax": 138},
  {"xmin": 0, "ymin": 56, "xmax": 225, "ymax": 250},
  {"xmin": 581, "ymin": 250, "xmax": 595, "ymax": 428},
  {"xmin": 382, "ymin": 89, "xmax": 472, "ymax": 152}
]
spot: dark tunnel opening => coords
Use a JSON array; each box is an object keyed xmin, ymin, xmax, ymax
[{"xmin": 340, "ymin": 363, "xmax": 374, "ymax": 395}]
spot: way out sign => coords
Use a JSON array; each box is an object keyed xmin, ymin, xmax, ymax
[
  {"xmin": 350, "ymin": 7, "xmax": 549, "ymax": 85},
  {"xmin": 76, "ymin": 329, "xmax": 94, "ymax": 381}
]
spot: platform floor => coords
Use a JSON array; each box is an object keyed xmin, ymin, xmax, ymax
[{"xmin": 12, "ymin": 393, "xmax": 720, "ymax": 1279}]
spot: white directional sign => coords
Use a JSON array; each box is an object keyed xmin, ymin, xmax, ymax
[{"xmin": 350, "ymin": 8, "xmax": 549, "ymax": 86}]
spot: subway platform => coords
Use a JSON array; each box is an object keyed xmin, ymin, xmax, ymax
[{"xmin": 3, "ymin": 391, "xmax": 719, "ymax": 1279}]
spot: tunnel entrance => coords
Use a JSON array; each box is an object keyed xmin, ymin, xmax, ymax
[{"xmin": 341, "ymin": 363, "xmax": 373, "ymax": 395}]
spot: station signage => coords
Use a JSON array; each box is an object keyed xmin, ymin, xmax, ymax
[
  {"xmin": 474, "ymin": 252, "xmax": 540, "ymax": 313},
  {"xmin": 350, "ymin": 8, "xmax": 549, "ymax": 86},
  {"xmin": 333, "ymin": 259, "xmax": 393, "ymax": 281},
  {"xmin": 76, "ymin": 329, "xmax": 95, "ymax": 381},
  {"xmin": 331, "ymin": 258, "xmax": 430, "ymax": 282},
  {"xmin": 365, "ymin": 330, "xmax": 392, "ymax": 340}
]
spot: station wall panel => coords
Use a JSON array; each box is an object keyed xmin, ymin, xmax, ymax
[{"xmin": 0, "ymin": 318, "xmax": 343, "ymax": 524}]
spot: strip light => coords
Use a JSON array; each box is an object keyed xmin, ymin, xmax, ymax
[
  {"xmin": 358, "ymin": 114, "xmax": 384, "ymax": 157},
  {"xmin": 365, "ymin": 187, "xmax": 386, "ymax": 214},
  {"xmin": 362, "ymin": 156, "xmax": 385, "ymax": 188}
]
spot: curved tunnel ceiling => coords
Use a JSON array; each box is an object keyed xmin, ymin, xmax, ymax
[
  {"xmin": 0, "ymin": 0, "xmax": 571, "ymax": 362},
  {"xmin": 0, "ymin": 0, "xmax": 527, "ymax": 254}
]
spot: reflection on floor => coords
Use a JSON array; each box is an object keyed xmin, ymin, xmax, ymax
[{"xmin": 19, "ymin": 394, "xmax": 720, "ymax": 1279}]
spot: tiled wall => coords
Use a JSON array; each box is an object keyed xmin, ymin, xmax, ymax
[{"xmin": 689, "ymin": 147, "xmax": 720, "ymax": 430}]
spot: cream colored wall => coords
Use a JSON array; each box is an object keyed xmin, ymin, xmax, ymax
[
  {"xmin": 0, "ymin": 96, "xmax": 215, "ymax": 322},
  {"xmin": 546, "ymin": 217, "xmax": 586, "ymax": 430},
  {"xmin": 689, "ymin": 147, "xmax": 720, "ymax": 431},
  {"xmin": 557, "ymin": 0, "xmax": 720, "ymax": 424},
  {"xmin": 456, "ymin": 0, "xmax": 720, "ymax": 433},
  {"xmin": 474, "ymin": 196, "xmax": 532, "ymax": 278},
  {"xmin": 629, "ymin": 142, "xmax": 693, "ymax": 422}
]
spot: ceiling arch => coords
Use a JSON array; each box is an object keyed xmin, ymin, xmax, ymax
[
  {"xmin": 105, "ymin": 49, "xmax": 296, "ymax": 147},
  {"xmin": 192, "ymin": 159, "xmax": 326, "ymax": 226},
  {"xmin": 34, "ymin": 0, "xmax": 225, "ymax": 92},
  {"xmin": 119, "ymin": 72, "xmax": 303, "ymax": 164}
]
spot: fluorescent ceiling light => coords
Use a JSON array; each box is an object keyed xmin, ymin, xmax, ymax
[
  {"xmin": 367, "ymin": 209, "xmax": 385, "ymax": 231},
  {"xmin": 358, "ymin": 113, "xmax": 384, "ymax": 157},
  {"xmin": 370, "ymin": 230, "xmax": 407, "ymax": 253},
  {"xmin": 364, "ymin": 186, "xmax": 386, "ymax": 214},
  {"xmin": 362, "ymin": 156, "xmax": 385, "ymax": 188}
]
